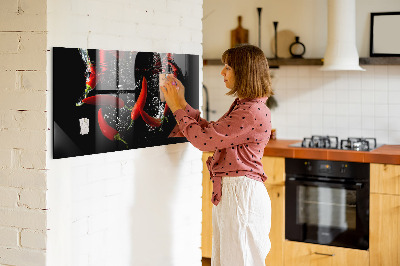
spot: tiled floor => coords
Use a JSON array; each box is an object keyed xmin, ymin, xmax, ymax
[{"xmin": 202, "ymin": 257, "xmax": 211, "ymax": 266}]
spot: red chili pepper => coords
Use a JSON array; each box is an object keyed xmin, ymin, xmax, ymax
[
  {"xmin": 140, "ymin": 109, "xmax": 162, "ymax": 127},
  {"xmin": 130, "ymin": 77, "xmax": 148, "ymax": 121},
  {"xmin": 168, "ymin": 61, "xmax": 178, "ymax": 77},
  {"xmin": 86, "ymin": 64, "xmax": 97, "ymax": 89},
  {"xmin": 98, "ymin": 108, "xmax": 128, "ymax": 147},
  {"xmin": 83, "ymin": 95, "xmax": 125, "ymax": 108},
  {"xmin": 163, "ymin": 103, "xmax": 170, "ymax": 117}
]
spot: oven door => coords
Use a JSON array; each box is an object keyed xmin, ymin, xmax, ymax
[{"xmin": 285, "ymin": 177, "xmax": 369, "ymax": 250}]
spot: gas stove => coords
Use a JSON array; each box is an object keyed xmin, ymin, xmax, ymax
[{"xmin": 289, "ymin": 135, "xmax": 381, "ymax": 151}]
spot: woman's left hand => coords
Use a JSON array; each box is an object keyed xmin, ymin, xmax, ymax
[{"xmin": 161, "ymin": 75, "xmax": 185, "ymax": 113}]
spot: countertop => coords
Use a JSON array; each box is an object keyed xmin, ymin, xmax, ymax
[{"xmin": 263, "ymin": 139, "xmax": 400, "ymax": 165}]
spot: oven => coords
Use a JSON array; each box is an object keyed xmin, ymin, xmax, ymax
[{"xmin": 285, "ymin": 158, "xmax": 370, "ymax": 250}]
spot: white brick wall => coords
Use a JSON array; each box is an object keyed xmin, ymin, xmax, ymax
[
  {"xmin": 2, "ymin": 1, "xmax": 204, "ymax": 266},
  {"xmin": 46, "ymin": 1, "xmax": 203, "ymax": 266},
  {"xmin": 0, "ymin": 0, "xmax": 48, "ymax": 265}
]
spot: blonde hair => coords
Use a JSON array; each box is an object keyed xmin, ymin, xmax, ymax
[{"xmin": 221, "ymin": 44, "xmax": 273, "ymax": 99}]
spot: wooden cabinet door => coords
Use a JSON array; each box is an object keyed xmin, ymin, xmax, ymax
[
  {"xmin": 284, "ymin": 241, "xmax": 369, "ymax": 266},
  {"xmin": 370, "ymin": 163, "xmax": 400, "ymax": 195},
  {"xmin": 202, "ymin": 152, "xmax": 213, "ymax": 258},
  {"xmin": 370, "ymin": 193, "xmax": 400, "ymax": 266},
  {"xmin": 265, "ymin": 184, "xmax": 285, "ymax": 266},
  {"xmin": 262, "ymin": 156, "xmax": 285, "ymax": 186}
]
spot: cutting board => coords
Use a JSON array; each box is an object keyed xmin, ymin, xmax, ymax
[{"xmin": 231, "ymin": 16, "xmax": 249, "ymax": 48}]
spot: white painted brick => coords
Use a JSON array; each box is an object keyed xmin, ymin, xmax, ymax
[
  {"xmin": 189, "ymin": 3, "xmax": 203, "ymax": 19},
  {"xmin": 180, "ymin": 16, "xmax": 202, "ymax": 30},
  {"xmin": 0, "ymin": 90, "xmax": 46, "ymax": 111},
  {"xmin": 0, "ymin": 71, "xmax": 16, "ymax": 90},
  {"xmin": 0, "ymin": 187, "xmax": 19, "ymax": 208},
  {"xmin": 0, "ymin": 208, "xmax": 46, "ymax": 230},
  {"xmin": 87, "ymin": 164, "xmax": 107, "ymax": 183},
  {"xmin": 71, "ymin": 218, "xmax": 88, "ymax": 237},
  {"xmin": 19, "ymin": 0, "xmax": 47, "ymax": 15},
  {"xmin": 20, "ymin": 150, "xmax": 46, "ymax": 169},
  {"xmin": 0, "ymin": 149, "xmax": 11, "ymax": 169},
  {"xmin": 0, "ymin": 227, "xmax": 19, "ymax": 247},
  {"xmin": 0, "ymin": 12, "xmax": 46, "ymax": 32},
  {"xmin": 87, "ymin": 212, "xmax": 109, "ymax": 233},
  {"xmin": 166, "ymin": 0, "xmax": 191, "ymax": 14},
  {"xmin": 11, "ymin": 147, "xmax": 22, "ymax": 169},
  {"xmin": 191, "ymin": 31, "xmax": 203, "ymax": 44},
  {"xmin": 130, "ymin": 0, "xmax": 166, "ymax": 14},
  {"xmin": 0, "ymin": 0, "xmax": 18, "ymax": 13},
  {"xmin": 121, "ymin": 8, "xmax": 151, "ymax": 25},
  {"xmin": 120, "ymin": 36, "xmax": 153, "ymax": 52},
  {"xmin": 16, "ymin": 70, "xmax": 47, "ymax": 91},
  {"xmin": 20, "ymin": 229, "xmax": 46, "ymax": 249},
  {"xmin": 87, "ymin": 33, "xmax": 124, "ymax": 51},
  {"xmin": 0, "ymin": 247, "xmax": 45, "ymax": 266},
  {"xmin": 134, "ymin": 24, "xmax": 170, "ymax": 42},
  {"xmin": 0, "ymin": 129, "xmax": 46, "ymax": 150},
  {"xmin": 151, "ymin": 11, "xmax": 181, "ymax": 27},
  {"xmin": 0, "ymin": 32, "xmax": 20, "ymax": 54},
  {"xmin": 19, "ymin": 189, "xmax": 46, "ymax": 209},
  {"xmin": 0, "ymin": 110, "xmax": 47, "ymax": 131},
  {"xmin": 104, "ymin": 178, "xmax": 123, "ymax": 196},
  {"xmin": 87, "ymin": 1, "xmax": 124, "ymax": 21},
  {"xmin": 0, "ymin": 169, "xmax": 47, "ymax": 189},
  {"xmin": 0, "ymin": 33, "xmax": 47, "ymax": 71}
]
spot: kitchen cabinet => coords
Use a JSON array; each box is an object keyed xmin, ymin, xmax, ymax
[
  {"xmin": 370, "ymin": 163, "xmax": 400, "ymax": 266},
  {"xmin": 202, "ymin": 155, "xmax": 400, "ymax": 265},
  {"xmin": 284, "ymin": 241, "xmax": 369, "ymax": 266},
  {"xmin": 370, "ymin": 163, "xmax": 400, "ymax": 195},
  {"xmin": 201, "ymin": 154, "xmax": 286, "ymax": 266},
  {"xmin": 261, "ymin": 156, "xmax": 285, "ymax": 266},
  {"xmin": 202, "ymin": 152, "xmax": 213, "ymax": 258}
]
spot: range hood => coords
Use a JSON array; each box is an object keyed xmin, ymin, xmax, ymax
[{"xmin": 320, "ymin": 0, "xmax": 365, "ymax": 71}]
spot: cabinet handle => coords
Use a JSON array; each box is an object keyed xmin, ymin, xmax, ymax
[{"xmin": 314, "ymin": 252, "xmax": 335, "ymax": 257}]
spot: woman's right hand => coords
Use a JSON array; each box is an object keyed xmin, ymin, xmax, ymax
[{"xmin": 167, "ymin": 75, "xmax": 187, "ymax": 108}]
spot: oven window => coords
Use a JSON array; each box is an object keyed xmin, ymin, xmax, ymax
[{"xmin": 297, "ymin": 186, "xmax": 356, "ymax": 230}]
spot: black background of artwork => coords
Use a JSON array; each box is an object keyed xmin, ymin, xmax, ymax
[{"xmin": 53, "ymin": 47, "xmax": 199, "ymax": 159}]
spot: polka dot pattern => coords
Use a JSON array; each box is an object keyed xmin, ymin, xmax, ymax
[{"xmin": 170, "ymin": 97, "xmax": 272, "ymax": 206}]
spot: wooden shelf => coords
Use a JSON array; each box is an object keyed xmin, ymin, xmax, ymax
[
  {"xmin": 268, "ymin": 58, "xmax": 322, "ymax": 67},
  {"xmin": 203, "ymin": 57, "xmax": 400, "ymax": 67},
  {"xmin": 203, "ymin": 58, "xmax": 323, "ymax": 67},
  {"xmin": 359, "ymin": 57, "xmax": 400, "ymax": 65}
]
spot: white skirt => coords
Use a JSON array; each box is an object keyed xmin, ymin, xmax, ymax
[{"xmin": 212, "ymin": 176, "xmax": 271, "ymax": 266}]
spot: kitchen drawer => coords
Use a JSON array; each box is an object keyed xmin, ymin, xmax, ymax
[{"xmin": 284, "ymin": 241, "xmax": 369, "ymax": 266}]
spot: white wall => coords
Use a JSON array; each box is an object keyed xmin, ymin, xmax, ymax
[
  {"xmin": 204, "ymin": 64, "xmax": 400, "ymax": 145},
  {"xmin": 0, "ymin": 0, "xmax": 48, "ymax": 265},
  {"xmin": 46, "ymin": 0, "xmax": 203, "ymax": 266},
  {"xmin": 271, "ymin": 65, "xmax": 400, "ymax": 144},
  {"xmin": 203, "ymin": 0, "xmax": 400, "ymax": 145},
  {"xmin": 203, "ymin": 0, "xmax": 400, "ymax": 58}
]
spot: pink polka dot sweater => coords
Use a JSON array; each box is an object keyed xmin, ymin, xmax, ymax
[{"xmin": 169, "ymin": 97, "xmax": 272, "ymax": 206}]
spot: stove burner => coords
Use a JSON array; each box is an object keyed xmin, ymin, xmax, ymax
[
  {"xmin": 301, "ymin": 135, "xmax": 339, "ymax": 149},
  {"xmin": 340, "ymin": 137, "xmax": 377, "ymax": 151},
  {"xmin": 294, "ymin": 136, "xmax": 379, "ymax": 151}
]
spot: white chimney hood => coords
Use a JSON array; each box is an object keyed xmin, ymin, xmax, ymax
[{"xmin": 320, "ymin": 0, "xmax": 365, "ymax": 71}]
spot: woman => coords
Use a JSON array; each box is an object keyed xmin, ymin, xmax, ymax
[{"xmin": 161, "ymin": 44, "xmax": 273, "ymax": 266}]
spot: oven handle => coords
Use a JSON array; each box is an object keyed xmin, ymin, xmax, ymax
[{"xmin": 286, "ymin": 177, "xmax": 364, "ymax": 189}]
